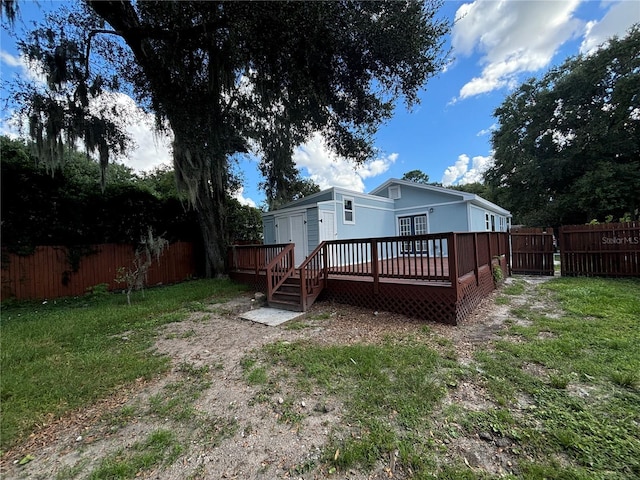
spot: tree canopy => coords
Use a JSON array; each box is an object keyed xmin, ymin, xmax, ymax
[
  {"xmin": 7, "ymin": 1, "xmax": 450, "ymax": 275},
  {"xmin": 402, "ymin": 169, "xmax": 431, "ymax": 184},
  {"xmin": 485, "ymin": 26, "xmax": 640, "ymax": 227},
  {"xmin": 0, "ymin": 136, "xmax": 262, "ymax": 255}
]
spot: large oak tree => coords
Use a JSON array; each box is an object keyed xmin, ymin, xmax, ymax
[
  {"xmin": 7, "ymin": 1, "xmax": 449, "ymax": 276},
  {"xmin": 485, "ymin": 26, "xmax": 640, "ymax": 227}
]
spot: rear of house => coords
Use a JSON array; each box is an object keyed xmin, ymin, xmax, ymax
[{"xmin": 262, "ymin": 178, "xmax": 511, "ymax": 266}]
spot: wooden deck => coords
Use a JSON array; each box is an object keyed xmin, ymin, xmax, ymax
[{"xmin": 229, "ymin": 232, "xmax": 510, "ymax": 325}]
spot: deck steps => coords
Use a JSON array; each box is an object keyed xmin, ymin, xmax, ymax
[{"xmin": 269, "ymin": 277, "xmax": 303, "ymax": 311}]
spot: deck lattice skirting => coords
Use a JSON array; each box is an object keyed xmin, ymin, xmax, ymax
[{"xmin": 228, "ymin": 232, "xmax": 509, "ymax": 325}]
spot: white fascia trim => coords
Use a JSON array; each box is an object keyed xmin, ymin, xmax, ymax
[
  {"xmin": 470, "ymin": 198, "xmax": 511, "ymax": 216},
  {"xmin": 332, "ymin": 187, "xmax": 395, "ymax": 205},
  {"xmin": 370, "ymin": 178, "xmax": 470, "ymax": 200},
  {"xmin": 263, "ymin": 204, "xmax": 316, "ymax": 218}
]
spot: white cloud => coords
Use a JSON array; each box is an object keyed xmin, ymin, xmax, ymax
[
  {"xmin": 0, "ymin": 49, "xmax": 46, "ymax": 83},
  {"xmin": 292, "ymin": 132, "xmax": 397, "ymax": 192},
  {"xmin": 0, "ymin": 50, "xmax": 22, "ymax": 67},
  {"xmin": 580, "ymin": 1, "xmax": 639, "ymax": 54},
  {"xmin": 452, "ymin": 0, "xmax": 583, "ymax": 100},
  {"xmin": 477, "ymin": 123, "xmax": 497, "ymax": 137},
  {"xmin": 441, "ymin": 153, "xmax": 493, "ymax": 186},
  {"xmin": 0, "ymin": 51, "xmax": 172, "ymax": 173},
  {"xmin": 231, "ymin": 186, "xmax": 257, "ymax": 208},
  {"xmin": 104, "ymin": 93, "xmax": 173, "ymax": 173}
]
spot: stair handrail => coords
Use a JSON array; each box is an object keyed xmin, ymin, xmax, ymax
[
  {"xmin": 297, "ymin": 241, "xmax": 327, "ymax": 309},
  {"xmin": 265, "ymin": 243, "xmax": 296, "ymax": 303}
]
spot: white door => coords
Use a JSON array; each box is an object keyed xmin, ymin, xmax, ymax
[
  {"xmin": 319, "ymin": 211, "xmax": 336, "ymax": 267},
  {"xmin": 290, "ymin": 213, "xmax": 307, "ymax": 266},
  {"xmin": 319, "ymin": 211, "xmax": 336, "ymax": 242},
  {"xmin": 276, "ymin": 213, "xmax": 307, "ymax": 266},
  {"xmin": 276, "ymin": 216, "xmax": 291, "ymax": 245}
]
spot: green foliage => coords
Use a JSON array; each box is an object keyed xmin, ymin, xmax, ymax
[
  {"xmin": 0, "ymin": 136, "xmax": 200, "ymax": 250},
  {"xmin": 257, "ymin": 338, "xmax": 459, "ymax": 474},
  {"xmin": 0, "ymin": 278, "xmax": 249, "ymax": 450},
  {"xmin": 401, "ymin": 169, "xmax": 430, "ymax": 184},
  {"xmin": 8, "ymin": 1, "xmax": 450, "ymax": 275},
  {"xmin": 492, "ymin": 262, "xmax": 504, "ymax": 284},
  {"xmin": 261, "ymin": 172, "xmax": 321, "ymax": 212},
  {"xmin": 486, "ymin": 27, "xmax": 640, "ymax": 226},
  {"xmin": 226, "ymin": 197, "xmax": 264, "ymax": 242},
  {"xmin": 88, "ymin": 430, "xmax": 183, "ymax": 479}
]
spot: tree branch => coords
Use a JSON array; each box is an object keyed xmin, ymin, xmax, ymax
[{"xmin": 84, "ymin": 28, "xmax": 122, "ymax": 80}]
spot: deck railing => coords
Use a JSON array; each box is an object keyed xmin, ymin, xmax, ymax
[
  {"xmin": 228, "ymin": 243, "xmax": 290, "ymax": 275},
  {"xmin": 324, "ymin": 233, "xmax": 452, "ymax": 281},
  {"xmin": 298, "ymin": 242, "xmax": 327, "ymax": 310},
  {"xmin": 264, "ymin": 244, "xmax": 296, "ymax": 302},
  {"xmin": 228, "ymin": 231, "xmax": 510, "ymax": 310}
]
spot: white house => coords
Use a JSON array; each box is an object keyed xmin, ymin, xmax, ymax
[{"xmin": 262, "ymin": 178, "xmax": 512, "ymax": 266}]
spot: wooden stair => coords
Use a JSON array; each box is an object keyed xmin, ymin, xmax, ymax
[{"xmin": 268, "ymin": 277, "xmax": 303, "ymax": 311}]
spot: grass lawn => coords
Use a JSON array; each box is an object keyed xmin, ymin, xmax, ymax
[
  {"xmin": 1, "ymin": 276, "xmax": 638, "ymax": 479},
  {"xmin": 0, "ymin": 279, "xmax": 249, "ymax": 451},
  {"xmin": 249, "ymin": 277, "xmax": 640, "ymax": 479}
]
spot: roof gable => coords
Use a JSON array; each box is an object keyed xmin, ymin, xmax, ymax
[{"xmin": 370, "ymin": 178, "xmax": 510, "ymax": 216}]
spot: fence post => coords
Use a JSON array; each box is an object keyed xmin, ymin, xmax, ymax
[
  {"xmin": 371, "ymin": 239, "xmax": 379, "ymax": 295},
  {"xmin": 254, "ymin": 247, "xmax": 259, "ymax": 277}
]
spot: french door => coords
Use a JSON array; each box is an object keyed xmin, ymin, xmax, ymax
[{"xmin": 399, "ymin": 214, "xmax": 428, "ymax": 253}]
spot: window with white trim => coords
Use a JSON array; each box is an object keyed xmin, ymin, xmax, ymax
[
  {"xmin": 485, "ymin": 213, "xmax": 490, "ymax": 230},
  {"xmin": 343, "ymin": 197, "xmax": 354, "ymax": 224}
]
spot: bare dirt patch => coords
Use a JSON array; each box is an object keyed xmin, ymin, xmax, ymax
[{"xmin": 1, "ymin": 277, "xmax": 554, "ymax": 479}]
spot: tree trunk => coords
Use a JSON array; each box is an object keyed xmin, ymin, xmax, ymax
[
  {"xmin": 171, "ymin": 128, "xmax": 229, "ymax": 278},
  {"xmin": 193, "ymin": 168, "xmax": 227, "ymax": 278}
]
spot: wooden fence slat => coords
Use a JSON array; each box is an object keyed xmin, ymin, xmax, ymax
[{"xmin": 1, "ymin": 242, "xmax": 197, "ymax": 301}]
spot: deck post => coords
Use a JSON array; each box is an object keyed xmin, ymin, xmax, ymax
[
  {"xmin": 448, "ymin": 233, "xmax": 460, "ymax": 299},
  {"xmin": 371, "ymin": 239, "xmax": 379, "ymax": 295},
  {"xmin": 323, "ymin": 242, "xmax": 329, "ymax": 283},
  {"xmin": 254, "ymin": 246, "xmax": 259, "ymax": 276},
  {"xmin": 299, "ymin": 260, "xmax": 306, "ymax": 311},
  {"xmin": 473, "ymin": 233, "xmax": 480, "ymax": 286}
]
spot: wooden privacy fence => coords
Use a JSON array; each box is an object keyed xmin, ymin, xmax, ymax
[
  {"xmin": 510, "ymin": 227, "xmax": 555, "ymax": 275},
  {"xmin": 560, "ymin": 222, "xmax": 640, "ymax": 277},
  {"xmin": 1, "ymin": 242, "xmax": 196, "ymax": 301}
]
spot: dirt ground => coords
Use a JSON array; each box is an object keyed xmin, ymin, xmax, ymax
[{"xmin": 1, "ymin": 276, "xmax": 553, "ymax": 479}]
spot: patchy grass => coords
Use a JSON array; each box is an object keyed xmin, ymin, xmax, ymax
[
  {"xmin": 248, "ymin": 277, "xmax": 639, "ymax": 478},
  {"xmin": 467, "ymin": 277, "xmax": 640, "ymax": 479},
  {"xmin": 0, "ymin": 279, "xmax": 249, "ymax": 450},
  {"xmin": 253, "ymin": 338, "xmax": 463, "ymax": 475},
  {"xmin": 87, "ymin": 429, "xmax": 183, "ymax": 479}
]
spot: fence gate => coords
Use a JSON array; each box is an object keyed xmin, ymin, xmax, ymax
[{"xmin": 509, "ymin": 227, "xmax": 555, "ymax": 275}]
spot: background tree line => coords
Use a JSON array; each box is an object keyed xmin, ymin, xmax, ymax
[
  {"xmin": 0, "ymin": 136, "xmax": 262, "ymax": 257},
  {"xmin": 484, "ymin": 26, "xmax": 640, "ymax": 228}
]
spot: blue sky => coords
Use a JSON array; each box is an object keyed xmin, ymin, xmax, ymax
[{"xmin": 1, "ymin": 1, "xmax": 638, "ymax": 208}]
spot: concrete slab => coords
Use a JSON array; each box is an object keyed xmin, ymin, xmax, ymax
[{"xmin": 239, "ymin": 307, "xmax": 305, "ymax": 327}]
